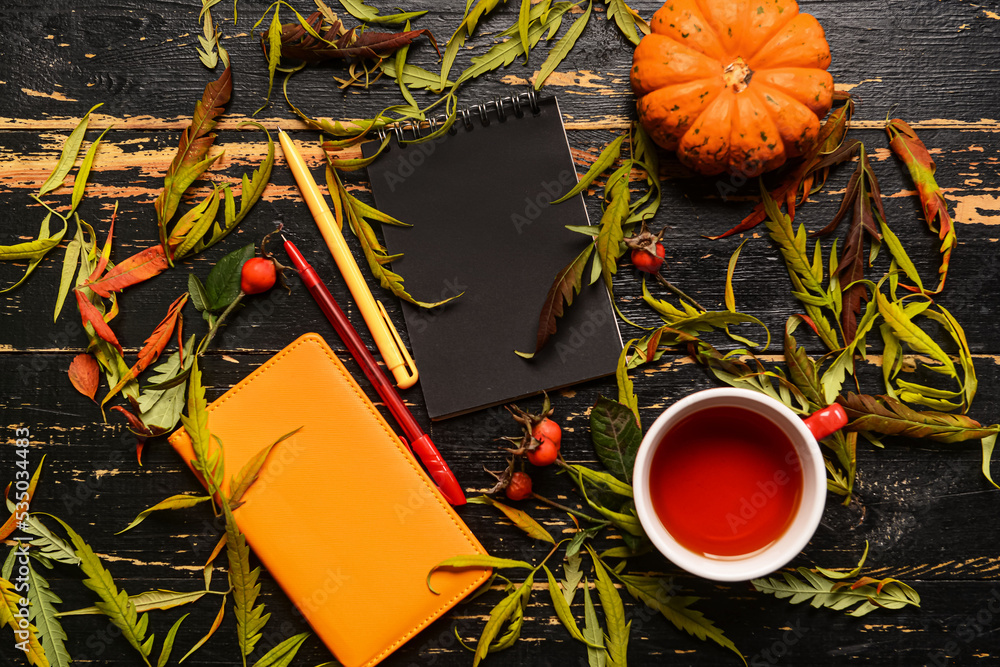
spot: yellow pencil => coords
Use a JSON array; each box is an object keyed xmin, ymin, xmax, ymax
[{"xmin": 277, "ymin": 128, "xmax": 418, "ymax": 389}]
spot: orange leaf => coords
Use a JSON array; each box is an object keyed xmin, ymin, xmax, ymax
[
  {"xmin": 68, "ymin": 353, "xmax": 101, "ymax": 401},
  {"xmin": 886, "ymin": 118, "xmax": 956, "ymax": 293},
  {"xmin": 86, "ymin": 244, "xmax": 169, "ymax": 297},
  {"xmin": 110, "ymin": 406, "xmax": 154, "ymax": 437},
  {"xmin": 0, "ymin": 457, "xmax": 45, "ymax": 541},
  {"xmin": 135, "ymin": 293, "xmax": 188, "ymax": 376},
  {"xmin": 84, "ymin": 206, "xmax": 117, "ymax": 284},
  {"xmin": 75, "ymin": 289, "xmax": 123, "ymax": 354}
]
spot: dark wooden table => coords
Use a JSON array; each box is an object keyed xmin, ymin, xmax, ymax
[{"xmin": 2, "ymin": 1, "xmax": 1000, "ymax": 665}]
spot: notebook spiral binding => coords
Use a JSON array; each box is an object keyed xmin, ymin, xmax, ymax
[{"xmin": 375, "ymin": 90, "xmax": 541, "ymax": 144}]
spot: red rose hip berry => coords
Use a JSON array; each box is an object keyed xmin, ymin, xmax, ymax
[
  {"xmin": 241, "ymin": 257, "xmax": 278, "ymax": 295},
  {"xmin": 632, "ymin": 242, "xmax": 665, "ymax": 274},
  {"xmin": 505, "ymin": 472, "xmax": 533, "ymax": 501}
]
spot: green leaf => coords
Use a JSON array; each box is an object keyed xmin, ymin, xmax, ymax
[
  {"xmin": 875, "ymin": 291, "xmax": 955, "ymax": 376},
  {"xmin": 222, "ymin": 498, "xmax": 270, "ymax": 662},
  {"xmin": 438, "ymin": 0, "xmax": 508, "ymax": 90},
  {"xmin": 205, "ymin": 243, "xmax": 254, "ymax": 311},
  {"xmin": 229, "ymin": 427, "xmax": 304, "ymax": 506},
  {"xmin": 582, "ymin": 578, "xmax": 607, "ymax": 667},
  {"xmin": 839, "ymin": 393, "xmax": 995, "ymax": 444},
  {"xmin": 157, "ymin": 614, "xmax": 189, "ymax": 667},
  {"xmin": 544, "ymin": 565, "xmax": 602, "ymax": 648},
  {"xmin": 596, "ymin": 177, "xmax": 629, "ymax": 292},
  {"xmin": 752, "ymin": 568, "xmax": 920, "ymax": 617},
  {"xmin": 616, "ymin": 573, "xmax": 743, "ymax": 661},
  {"xmin": 53, "ymin": 235, "xmax": 82, "ymax": 322},
  {"xmin": 70, "ymin": 125, "xmax": 112, "ymax": 215},
  {"xmin": 137, "ymin": 335, "xmax": 196, "ymax": 434},
  {"xmin": 725, "ymin": 238, "xmax": 748, "ymax": 312},
  {"xmin": 258, "ymin": 7, "xmax": 282, "ymax": 114},
  {"xmin": 181, "ymin": 357, "xmax": 223, "ymax": 493},
  {"xmin": 518, "ymin": 0, "xmax": 532, "ymax": 63},
  {"xmin": 251, "ymin": 632, "xmax": 311, "ymax": 667},
  {"xmin": 432, "ymin": 555, "xmax": 533, "ymax": 572},
  {"xmin": 604, "ymin": 0, "xmax": 641, "ymax": 45},
  {"xmin": 589, "ymin": 548, "xmax": 629, "ymax": 667},
  {"xmin": 454, "ymin": 3, "xmax": 575, "ymax": 86},
  {"xmin": 381, "ymin": 59, "xmax": 454, "ymax": 90},
  {"xmin": 26, "ymin": 559, "xmax": 72, "ymax": 667},
  {"xmin": 554, "ymin": 135, "xmax": 625, "ymax": 204},
  {"xmin": 38, "ymin": 103, "xmax": 103, "ymax": 196},
  {"xmin": 58, "ymin": 589, "xmax": 215, "ymax": 617},
  {"xmin": 0, "ymin": 213, "xmax": 69, "ymax": 294},
  {"xmin": 178, "ymin": 595, "xmax": 226, "ymax": 663},
  {"xmin": 0, "ymin": 577, "xmax": 48, "ymax": 666},
  {"xmin": 814, "ymin": 542, "xmax": 870, "ymax": 580},
  {"xmin": 561, "ymin": 553, "xmax": 584, "ymax": 606},
  {"xmin": 116, "ymin": 495, "xmax": 213, "ymax": 535},
  {"xmin": 190, "ymin": 124, "xmax": 274, "ymax": 255},
  {"xmin": 188, "ymin": 274, "xmax": 210, "ymax": 313},
  {"xmin": 565, "ymin": 464, "xmax": 634, "ymax": 498},
  {"xmin": 19, "ymin": 514, "xmax": 80, "ymax": 565},
  {"xmin": 170, "ymin": 185, "xmax": 221, "ymax": 260},
  {"xmin": 982, "ymin": 432, "xmax": 999, "ymax": 490},
  {"xmin": 473, "ymin": 587, "xmax": 522, "ymax": 666},
  {"xmin": 337, "ymin": 0, "xmax": 426, "ymax": 24},
  {"xmin": 535, "ymin": 1, "xmax": 592, "ymax": 89},
  {"xmin": 590, "ymin": 396, "xmax": 641, "ymax": 483},
  {"xmin": 615, "ymin": 342, "xmax": 639, "ymax": 425},
  {"xmin": 45, "ymin": 514, "xmax": 153, "ymax": 666},
  {"xmin": 468, "ymin": 496, "xmax": 554, "ymax": 543}
]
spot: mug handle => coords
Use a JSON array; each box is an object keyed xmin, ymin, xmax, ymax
[{"xmin": 803, "ymin": 404, "xmax": 848, "ymax": 441}]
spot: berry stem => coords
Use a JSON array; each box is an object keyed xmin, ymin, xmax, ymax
[
  {"xmin": 654, "ymin": 273, "xmax": 706, "ymax": 312},
  {"xmin": 530, "ymin": 492, "xmax": 608, "ymax": 525},
  {"xmin": 197, "ymin": 291, "xmax": 245, "ymax": 355}
]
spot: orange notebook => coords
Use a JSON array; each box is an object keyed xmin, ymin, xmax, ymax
[{"xmin": 168, "ymin": 333, "xmax": 490, "ymax": 667}]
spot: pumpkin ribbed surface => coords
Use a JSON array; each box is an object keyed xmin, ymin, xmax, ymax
[{"xmin": 631, "ymin": 0, "xmax": 834, "ymax": 177}]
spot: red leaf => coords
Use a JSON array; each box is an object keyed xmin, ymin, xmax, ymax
[
  {"xmin": 155, "ymin": 64, "xmax": 233, "ymax": 235},
  {"xmin": 68, "ymin": 353, "xmax": 101, "ymax": 401},
  {"xmin": 272, "ymin": 11, "xmax": 437, "ymax": 62},
  {"xmin": 75, "ymin": 289, "xmax": 123, "ymax": 354},
  {"xmin": 886, "ymin": 118, "xmax": 957, "ymax": 293},
  {"xmin": 710, "ymin": 98, "xmax": 856, "ymax": 240},
  {"xmin": 110, "ymin": 405, "xmax": 154, "ymax": 437},
  {"xmin": 86, "ymin": 244, "xmax": 169, "ymax": 297},
  {"xmin": 84, "ymin": 208, "xmax": 117, "ymax": 284},
  {"xmin": 521, "ymin": 244, "xmax": 594, "ymax": 357},
  {"xmin": 134, "ymin": 293, "xmax": 188, "ymax": 375}
]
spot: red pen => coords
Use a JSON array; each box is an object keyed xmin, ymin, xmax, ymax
[{"xmin": 283, "ymin": 236, "xmax": 467, "ymax": 506}]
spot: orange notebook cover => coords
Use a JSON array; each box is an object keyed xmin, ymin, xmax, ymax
[{"xmin": 168, "ymin": 333, "xmax": 489, "ymax": 667}]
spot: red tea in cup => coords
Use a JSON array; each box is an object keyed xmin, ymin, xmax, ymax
[{"xmin": 648, "ymin": 405, "xmax": 803, "ymax": 558}]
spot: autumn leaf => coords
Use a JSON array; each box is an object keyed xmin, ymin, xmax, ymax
[
  {"xmin": 101, "ymin": 293, "xmax": 189, "ymax": 412},
  {"xmin": 156, "ymin": 64, "xmax": 233, "ymax": 258},
  {"xmin": 68, "ymin": 353, "xmax": 101, "ymax": 401},
  {"xmin": 268, "ymin": 11, "xmax": 437, "ymax": 63},
  {"xmin": 886, "ymin": 118, "xmax": 957, "ymax": 294},
  {"xmin": 712, "ymin": 97, "xmax": 857, "ymax": 239},
  {"xmin": 0, "ymin": 578, "xmax": 48, "ymax": 667},
  {"xmin": 468, "ymin": 495, "xmax": 555, "ymax": 543},
  {"xmin": 0, "ymin": 457, "xmax": 45, "ymax": 541},
  {"xmin": 74, "ymin": 289, "xmax": 123, "ymax": 354},
  {"xmin": 838, "ymin": 393, "xmax": 996, "ymax": 443},
  {"xmin": 519, "ymin": 243, "xmax": 595, "ymax": 358}
]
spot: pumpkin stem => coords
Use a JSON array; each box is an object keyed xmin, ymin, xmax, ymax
[{"xmin": 722, "ymin": 57, "xmax": 754, "ymax": 93}]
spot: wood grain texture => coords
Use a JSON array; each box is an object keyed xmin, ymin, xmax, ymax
[{"xmin": 2, "ymin": 0, "xmax": 1000, "ymax": 665}]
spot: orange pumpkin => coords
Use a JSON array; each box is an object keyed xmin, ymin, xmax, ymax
[{"xmin": 631, "ymin": 0, "xmax": 834, "ymax": 177}]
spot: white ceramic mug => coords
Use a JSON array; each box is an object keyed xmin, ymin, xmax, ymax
[{"xmin": 632, "ymin": 388, "xmax": 847, "ymax": 581}]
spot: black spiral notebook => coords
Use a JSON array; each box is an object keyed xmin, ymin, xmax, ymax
[{"xmin": 362, "ymin": 93, "xmax": 622, "ymax": 420}]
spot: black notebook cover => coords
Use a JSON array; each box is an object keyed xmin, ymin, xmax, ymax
[{"xmin": 363, "ymin": 95, "xmax": 622, "ymax": 420}]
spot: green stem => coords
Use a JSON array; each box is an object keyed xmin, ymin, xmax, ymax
[
  {"xmin": 530, "ymin": 493, "xmax": 607, "ymax": 525},
  {"xmin": 197, "ymin": 291, "xmax": 244, "ymax": 355},
  {"xmin": 654, "ymin": 272, "xmax": 706, "ymax": 312}
]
